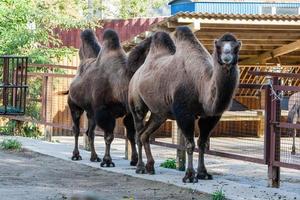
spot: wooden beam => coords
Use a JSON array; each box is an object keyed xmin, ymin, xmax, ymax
[{"xmin": 241, "ymin": 40, "xmax": 300, "ymax": 64}]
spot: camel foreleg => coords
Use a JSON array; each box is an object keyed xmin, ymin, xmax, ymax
[
  {"xmin": 123, "ymin": 114, "xmax": 138, "ymax": 166},
  {"xmin": 197, "ymin": 116, "xmax": 221, "ymax": 180}
]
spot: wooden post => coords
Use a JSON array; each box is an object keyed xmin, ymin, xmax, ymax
[
  {"xmin": 43, "ymin": 75, "xmax": 53, "ymax": 142},
  {"xmin": 14, "ymin": 120, "xmax": 23, "ymax": 136},
  {"xmin": 257, "ymin": 110, "xmax": 264, "ymax": 138},
  {"xmin": 172, "ymin": 121, "xmax": 186, "ymax": 171}
]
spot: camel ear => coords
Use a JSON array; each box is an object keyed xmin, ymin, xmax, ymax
[{"xmin": 238, "ymin": 40, "xmax": 242, "ymax": 48}]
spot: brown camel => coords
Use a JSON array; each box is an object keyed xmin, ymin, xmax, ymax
[
  {"xmin": 67, "ymin": 29, "xmax": 151, "ymax": 167},
  {"xmin": 128, "ymin": 27, "xmax": 241, "ymax": 183}
]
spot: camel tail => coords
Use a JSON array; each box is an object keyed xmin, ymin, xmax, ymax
[
  {"xmin": 127, "ymin": 37, "xmax": 152, "ymax": 76},
  {"xmin": 79, "ymin": 29, "xmax": 101, "ymax": 60},
  {"xmin": 56, "ymin": 90, "xmax": 69, "ymax": 95}
]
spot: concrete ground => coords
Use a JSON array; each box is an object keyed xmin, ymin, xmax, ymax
[
  {"xmin": 0, "ymin": 149, "xmax": 211, "ymax": 200},
  {"xmin": 1, "ymin": 136, "xmax": 300, "ymax": 200}
]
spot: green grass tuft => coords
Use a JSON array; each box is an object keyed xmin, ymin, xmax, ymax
[
  {"xmin": 160, "ymin": 158, "xmax": 176, "ymax": 169},
  {"xmin": 212, "ymin": 189, "xmax": 226, "ymax": 200},
  {"xmin": 0, "ymin": 139, "xmax": 22, "ymax": 151}
]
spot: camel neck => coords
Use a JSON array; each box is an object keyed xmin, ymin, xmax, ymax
[{"xmin": 203, "ymin": 52, "xmax": 239, "ymax": 115}]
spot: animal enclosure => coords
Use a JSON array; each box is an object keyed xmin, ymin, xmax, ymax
[{"xmin": 2, "ymin": 62, "xmax": 299, "ymax": 187}]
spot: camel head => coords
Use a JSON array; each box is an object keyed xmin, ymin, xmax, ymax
[
  {"xmin": 150, "ymin": 31, "xmax": 176, "ymax": 55},
  {"xmin": 103, "ymin": 29, "xmax": 121, "ymax": 50},
  {"xmin": 214, "ymin": 33, "xmax": 241, "ymax": 66}
]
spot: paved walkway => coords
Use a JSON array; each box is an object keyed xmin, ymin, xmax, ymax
[{"xmin": 1, "ymin": 136, "xmax": 299, "ymax": 200}]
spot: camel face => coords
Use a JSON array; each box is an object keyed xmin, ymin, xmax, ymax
[{"xmin": 215, "ymin": 34, "xmax": 241, "ymax": 66}]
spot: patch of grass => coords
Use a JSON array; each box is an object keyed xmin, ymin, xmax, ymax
[
  {"xmin": 0, "ymin": 139, "xmax": 22, "ymax": 151},
  {"xmin": 160, "ymin": 158, "xmax": 176, "ymax": 169},
  {"xmin": 212, "ymin": 189, "xmax": 225, "ymax": 200}
]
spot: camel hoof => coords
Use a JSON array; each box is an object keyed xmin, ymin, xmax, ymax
[
  {"xmin": 100, "ymin": 161, "xmax": 115, "ymax": 167},
  {"xmin": 146, "ymin": 163, "xmax": 155, "ymax": 175},
  {"xmin": 182, "ymin": 169, "xmax": 198, "ymax": 183},
  {"xmin": 100, "ymin": 157, "xmax": 115, "ymax": 167},
  {"xmin": 197, "ymin": 172, "xmax": 213, "ymax": 180},
  {"xmin": 135, "ymin": 164, "xmax": 146, "ymax": 174},
  {"xmin": 90, "ymin": 156, "xmax": 101, "ymax": 162},
  {"xmin": 71, "ymin": 154, "xmax": 82, "ymax": 161},
  {"xmin": 130, "ymin": 160, "xmax": 138, "ymax": 166}
]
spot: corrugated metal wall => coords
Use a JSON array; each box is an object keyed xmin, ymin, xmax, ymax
[{"xmin": 171, "ymin": 2, "xmax": 300, "ymax": 15}]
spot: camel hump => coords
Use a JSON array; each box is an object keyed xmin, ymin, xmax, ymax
[
  {"xmin": 102, "ymin": 29, "xmax": 121, "ymax": 50},
  {"xmin": 174, "ymin": 26, "xmax": 197, "ymax": 42},
  {"xmin": 151, "ymin": 31, "xmax": 176, "ymax": 55},
  {"xmin": 127, "ymin": 37, "xmax": 152, "ymax": 75},
  {"xmin": 79, "ymin": 29, "xmax": 101, "ymax": 60}
]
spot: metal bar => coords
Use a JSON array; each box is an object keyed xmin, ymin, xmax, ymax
[
  {"xmin": 273, "ymin": 85, "xmax": 300, "ymax": 92},
  {"xmin": 277, "ymin": 122, "xmax": 300, "ymax": 129},
  {"xmin": 206, "ymin": 150, "xmax": 265, "ymax": 164},
  {"xmin": 0, "ymin": 85, "xmax": 29, "ymax": 88},
  {"xmin": 268, "ymin": 77, "xmax": 281, "ymax": 188},
  {"xmin": 27, "ymin": 72, "xmax": 75, "ymax": 78},
  {"xmin": 273, "ymin": 161, "xmax": 300, "ymax": 171},
  {"xmin": 264, "ymin": 84, "xmax": 271, "ymax": 165},
  {"xmin": 28, "ymin": 64, "xmax": 77, "ymax": 70}
]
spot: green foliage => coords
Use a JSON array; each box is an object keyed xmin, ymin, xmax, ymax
[
  {"xmin": 212, "ymin": 189, "xmax": 226, "ymax": 200},
  {"xmin": 0, "ymin": 139, "xmax": 22, "ymax": 151},
  {"xmin": 22, "ymin": 122, "xmax": 42, "ymax": 138},
  {"xmin": 0, "ymin": 121, "xmax": 16, "ymax": 135},
  {"xmin": 160, "ymin": 158, "xmax": 176, "ymax": 169},
  {"xmin": 0, "ymin": 0, "xmax": 99, "ymax": 59},
  {"xmin": 119, "ymin": 0, "xmax": 165, "ymax": 19}
]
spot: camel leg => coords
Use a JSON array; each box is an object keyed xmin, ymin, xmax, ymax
[
  {"xmin": 140, "ymin": 114, "xmax": 166, "ymax": 174},
  {"xmin": 86, "ymin": 112, "xmax": 101, "ymax": 162},
  {"xmin": 68, "ymin": 98, "xmax": 84, "ymax": 161},
  {"xmin": 197, "ymin": 116, "xmax": 221, "ymax": 180},
  {"xmin": 173, "ymin": 105, "xmax": 197, "ymax": 183},
  {"xmin": 123, "ymin": 114, "xmax": 138, "ymax": 166},
  {"xmin": 95, "ymin": 108, "xmax": 116, "ymax": 167},
  {"xmin": 129, "ymin": 97, "xmax": 148, "ymax": 174}
]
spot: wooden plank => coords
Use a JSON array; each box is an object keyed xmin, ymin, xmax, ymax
[{"xmin": 242, "ymin": 40, "xmax": 300, "ymax": 64}]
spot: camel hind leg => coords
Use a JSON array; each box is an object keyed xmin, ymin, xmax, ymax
[
  {"xmin": 68, "ymin": 97, "xmax": 84, "ymax": 161},
  {"xmin": 140, "ymin": 113, "xmax": 166, "ymax": 174},
  {"xmin": 129, "ymin": 95, "xmax": 148, "ymax": 174},
  {"xmin": 197, "ymin": 116, "xmax": 221, "ymax": 180},
  {"xmin": 123, "ymin": 114, "xmax": 138, "ymax": 166},
  {"xmin": 86, "ymin": 112, "xmax": 101, "ymax": 162}
]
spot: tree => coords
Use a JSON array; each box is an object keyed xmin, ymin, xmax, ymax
[
  {"xmin": 0, "ymin": 0, "xmax": 100, "ymax": 62},
  {"xmin": 119, "ymin": 0, "xmax": 166, "ymax": 19}
]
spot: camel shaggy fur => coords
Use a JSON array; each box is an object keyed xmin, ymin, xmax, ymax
[
  {"xmin": 128, "ymin": 27, "xmax": 241, "ymax": 183},
  {"xmin": 68, "ymin": 29, "xmax": 151, "ymax": 167}
]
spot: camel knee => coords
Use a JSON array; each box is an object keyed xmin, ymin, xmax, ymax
[
  {"xmin": 105, "ymin": 134, "xmax": 114, "ymax": 145},
  {"xmin": 186, "ymin": 140, "xmax": 195, "ymax": 154},
  {"xmin": 140, "ymin": 134, "xmax": 150, "ymax": 145}
]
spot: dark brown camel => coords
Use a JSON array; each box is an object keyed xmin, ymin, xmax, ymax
[
  {"xmin": 67, "ymin": 29, "xmax": 152, "ymax": 167},
  {"xmin": 128, "ymin": 27, "xmax": 241, "ymax": 183}
]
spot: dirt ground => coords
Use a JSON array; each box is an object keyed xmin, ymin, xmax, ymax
[{"xmin": 0, "ymin": 149, "xmax": 212, "ymax": 200}]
